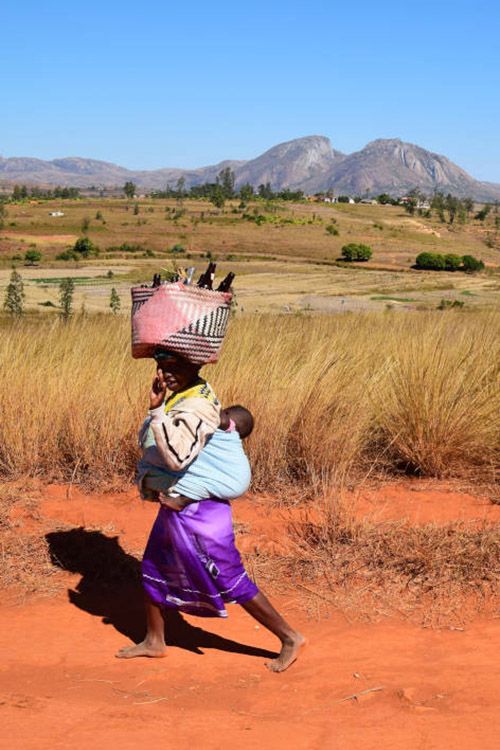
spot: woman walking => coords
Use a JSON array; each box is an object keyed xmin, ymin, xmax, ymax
[{"xmin": 116, "ymin": 350, "xmax": 304, "ymax": 672}]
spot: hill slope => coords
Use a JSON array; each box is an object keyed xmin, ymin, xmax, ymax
[{"xmin": 1, "ymin": 136, "xmax": 499, "ymax": 200}]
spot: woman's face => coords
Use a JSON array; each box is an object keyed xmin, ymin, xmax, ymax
[{"xmin": 155, "ymin": 353, "xmax": 200, "ymax": 392}]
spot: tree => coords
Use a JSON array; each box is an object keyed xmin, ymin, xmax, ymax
[
  {"xmin": 73, "ymin": 237, "xmax": 99, "ymax": 257},
  {"xmin": 12, "ymin": 184, "xmax": 28, "ymax": 201},
  {"xmin": 341, "ymin": 243, "xmax": 372, "ymax": 262},
  {"xmin": 24, "ymin": 249, "xmax": 42, "ymax": 265},
  {"xmin": 217, "ymin": 167, "xmax": 235, "ymax": 199},
  {"xmin": 444, "ymin": 194, "xmax": 459, "ymax": 224},
  {"xmin": 257, "ymin": 182, "xmax": 274, "ymax": 200},
  {"xmin": 3, "ymin": 269, "xmax": 24, "ymax": 316},
  {"xmin": 474, "ymin": 205, "xmax": 491, "ymax": 221},
  {"xmin": 81, "ymin": 216, "xmax": 91, "ymax": 233},
  {"xmin": 239, "ymin": 183, "xmax": 254, "ymax": 202},
  {"xmin": 175, "ymin": 176, "xmax": 186, "ymax": 196},
  {"xmin": 463, "ymin": 197, "xmax": 474, "ymax": 215},
  {"xmin": 123, "ymin": 181, "xmax": 137, "ymax": 199},
  {"xmin": 377, "ymin": 193, "xmax": 392, "ymax": 205},
  {"xmin": 109, "ymin": 287, "xmax": 121, "ymax": 314},
  {"xmin": 209, "ymin": 184, "xmax": 225, "ymax": 209},
  {"xmin": 59, "ymin": 278, "xmax": 75, "ymax": 320},
  {"xmin": 403, "ymin": 197, "xmax": 417, "ymax": 215},
  {"xmin": 431, "ymin": 192, "xmax": 446, "ymax": 223}
]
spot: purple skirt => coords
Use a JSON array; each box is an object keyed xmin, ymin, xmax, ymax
[{"xmin": 142, "ymin": 500, "xmax": 259, "ymax": 618}]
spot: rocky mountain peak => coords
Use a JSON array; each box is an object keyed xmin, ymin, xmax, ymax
[{"xmin": 0, "ymin": 136, "xmax": 499, "ymax": 200}]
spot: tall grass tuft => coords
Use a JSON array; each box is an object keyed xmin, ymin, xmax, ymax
[{"xmin": 0, "ymin": 311, "xmax": 498, "ymax": 488}]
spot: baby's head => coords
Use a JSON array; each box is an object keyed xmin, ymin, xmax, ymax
[{"xmin": 222, "ymin": 405, "xmax": 254, "ymax": 439}]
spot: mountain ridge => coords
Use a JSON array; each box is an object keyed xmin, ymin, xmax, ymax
[{"xmin": 1, "ymin": 136, "xmax": 499, "ymax": 201}]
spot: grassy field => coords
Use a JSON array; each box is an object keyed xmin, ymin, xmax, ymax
[
  {"xmin": 0, "ymin": 312, "xmax": 498, "ymax": 490},
  {"xmin": 0, "ymin": 197, "xmax": 499, "ymax": 315}
]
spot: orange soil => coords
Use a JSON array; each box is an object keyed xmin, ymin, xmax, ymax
[
  {"xmin": 353, "ymin": 481, "xmax": 500, "ymax": 525},
  {"xmin": 1, "ymin": 483, "xmax": 499, "ymax": 750}
]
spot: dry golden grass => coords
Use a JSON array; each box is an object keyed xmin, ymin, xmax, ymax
[
  {"xmin": 270, "ymin": 514, "xmax": 500, "ymax": 626},
  {"xmin": 0, "ymin": 310, "xmax": 498, "ymax": 489},
  {"xmin": 237, "ymin": 484, "xmax": 500, "ymax": 625},
  {"xmin": 0, "ymin": 481, "xmax": 60, "ymax": 597}
]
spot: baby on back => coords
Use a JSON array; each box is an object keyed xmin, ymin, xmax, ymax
[{"xmin": 138, "ymin": 404, "xmax": 254, "ymax": 511}]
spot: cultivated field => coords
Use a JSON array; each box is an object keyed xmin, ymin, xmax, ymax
[{"xmin": 0, "ymin": 197, "xmax": 499, "ymax": 314}]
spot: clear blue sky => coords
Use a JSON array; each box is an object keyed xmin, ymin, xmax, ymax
[{"xmin": 1, "ymin": 0, "xmax": 499, "ymax": 181}]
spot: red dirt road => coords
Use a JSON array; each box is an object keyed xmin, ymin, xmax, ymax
[{"xmin": 1, "ymin": 484, "xmax": 499, "ymax": 750}]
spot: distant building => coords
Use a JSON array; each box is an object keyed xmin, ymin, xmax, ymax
[
  {"xmin": 400, "ymin": 196, "xmax": 431, "ymax": 209},
  {"xmin": 49, "ymin": 211, "xmax": 65, "ymax": 217}
]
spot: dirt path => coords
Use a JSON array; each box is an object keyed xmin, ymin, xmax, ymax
[{"xmin": 1, "ymin": 485, "xmax": 499, "ymax": 750}]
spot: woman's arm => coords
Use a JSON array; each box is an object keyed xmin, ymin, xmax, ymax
[{"xmin": 149, "ymin": 397, "xmax": 221, "ymax": 471}]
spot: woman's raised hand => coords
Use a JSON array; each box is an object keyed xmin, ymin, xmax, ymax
[{"xmin": 149, "ymin": 367, "xmax": 167, "ymax": 410}]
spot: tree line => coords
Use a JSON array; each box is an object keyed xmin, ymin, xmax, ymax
[
  {"xmin": 125, "ymin": 168, "xmax": 305, "ymax": 207},
  {"xmin": 1, "ymin": 185, "xmax": 80, "ymax": 201}
]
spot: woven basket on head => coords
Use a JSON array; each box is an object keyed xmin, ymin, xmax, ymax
[{"xmin": 131, "ymin": 282, "xmax": 232, "ymax": 364}]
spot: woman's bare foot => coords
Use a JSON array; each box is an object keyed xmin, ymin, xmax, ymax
[
  {"xmin": 115, "ymin": 639, "xmax": 167, "ymax": 659},
  {"xmin": 266, "ymin": 633, "xmax": 306, "ymax": 673}
]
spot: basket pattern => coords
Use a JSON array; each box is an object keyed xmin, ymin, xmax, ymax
[{"xmin": 131, "ymin": 282, "xmax": 232, "ymax": 364}]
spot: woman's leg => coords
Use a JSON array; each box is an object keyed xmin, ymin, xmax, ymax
[
  {"xmin": 115, "ymin": 595, "xmax": 167, "ymax": 658},
  {"xmin": 240, "ymin": 591, "xmax": 305, "ymax": 672}
]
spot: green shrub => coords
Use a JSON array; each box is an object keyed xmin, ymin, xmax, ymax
[
  {"xmin": 462, "ymin": 255, "xmax": 485, "ymax": 273},
  {"xmin": 73, "ymin": 237, "xmax": 99, "ymax": 257},
  {"xmin": 56, "ymin": 249, "xmax": 79, "ymax": 261},
  {"xmin": 444, "ymin": 254, "xmax": 462, "ymax": 271},
  {"xmin": 326, "ymin": 224, "xmax": 339, "ymax": 236},
  {"xmin": 437, "ymin": 299, "xmax": 465, "ymax": 310},
  {"xmin": 24, "ymin": 249, "xmax": 42, "ymax": 265},
  {"xmin": 107, "ymin": 242, "xmax": 144, "ymax": 254},
  {"xmin": 341, "ymin": 243, "xmax": 373, "ymax": 262},
  {"xmin": 415, "ymin": 252, "xmax": 446, "ymax": 270},
  {"xmin": 474, "ymin": 206, "xmax": 490, "ymax": 221},
  {"xmin": 169, "ymin": 243, "xmax": 185, "ymax": 254},
  {"xmin": 416, "ymin": 251, "xmax": 484, "ymax": 273}
]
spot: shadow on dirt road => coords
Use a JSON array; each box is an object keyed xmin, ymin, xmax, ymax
[{"xmin": 45, "ymin": 527, "xmax": 277, "ymax": 660}]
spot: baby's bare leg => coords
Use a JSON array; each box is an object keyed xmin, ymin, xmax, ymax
[{"xmin": 159, "ymin": 493, "xmax": 193, "ymax": 512}]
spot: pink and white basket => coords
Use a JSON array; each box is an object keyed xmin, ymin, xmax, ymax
[{"xmin": 131, "ymin": 282, "xmax": 232, "ymax": 364}]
